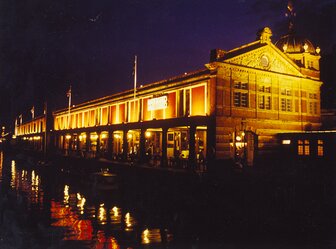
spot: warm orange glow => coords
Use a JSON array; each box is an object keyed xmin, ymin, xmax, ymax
[
  {"xmin": 148, "ymin": 96, "xmax": 168, "ymax": 111},
  {"xmin": 114, "ymin": 134, "xmax": 121, "ymax": 139},
  {"xmin": 50, "ymin": 200, "xmax": 93, "ymax": 241},
  {"xmin": 145, "ymin": 131, "xmax": 151, "ymax": 138},
  {"xmin": 10, "ymin": 160, "xmax": 16, "ymax": 188},
  {"xmin": 65, "ymin": 134, "xmax": 71, "ymax": 140},
  {"xmin": 282, "ymin": 139, "xmax": 291, "ymax": 145},
  {"xmin": 191, "ymin": 85, "xmax": 206, "ymax": 115},
  {"xmin": 77, "ymin": 193, "xmax": 86, "ymax": 214},
  {"xmin": 316, "ymin": 47, "xmax": 321, "ymax": 54},
  {"xmin": 64, "ymin": 185, "xmax": 69, "ymax": 205},
  {"xmin": 98, "ymin": 203, "xmax": 107, "ymax": 224},
  {"xmin": 90, "ymin": 134, "xmax": 98, "ymax": 140},
  {"xmin": 141, "ymin": 228, "xmax": 162, "ymax": 244},
  {"xmin": 112, "ymin": 206, "xmax": 118, "ymax": 217}
]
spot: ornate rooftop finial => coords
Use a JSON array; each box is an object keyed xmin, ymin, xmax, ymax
[
  {"xmin": 257, "ymin": 27, "xmax": 272, "ymax": 43},
  {"xmin": 285, "ymin": 0, "xmax": 296, "ymax": 33}
]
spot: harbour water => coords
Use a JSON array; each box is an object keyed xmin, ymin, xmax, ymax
[{"xmin": 0, "ymin": 150, "xmax": 335, "ymax": 248}]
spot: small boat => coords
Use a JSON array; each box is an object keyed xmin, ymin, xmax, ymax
[{"xmin": 91, "ymin": 170, "xmax": 118, "ymax": 191}]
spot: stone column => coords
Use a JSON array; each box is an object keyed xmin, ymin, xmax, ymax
[
  {"xmin": 188, "ymin": 125, "xmax": 196, "ymax": 170},
  {"xmin": 107, "ymin": 130, "xmax": 113, "ymax": 160},
  {"xmin": 96, "ymin": 132, "xmax": 101, "ymax": 158},
  {"xmin": 86, "ymin": 132, "xmax": 90, "ymax": 158},
  {"xmin": 122, "ymin": 129, "xmax": 128, "ymax": 160},
  {"xmin": 161, "ymin": 128, "xmax": 168, "ymax": 167},
  {"xmin": 62, "ymin": 135, "xmax": 66, "ymax": 155},
  {"xmin": 76, "ymin": 135, "xmax": 80, "ymax": 155},
  {"xmin": 139, "ymin": 129, "xmax": 146, "ymax": 163}
]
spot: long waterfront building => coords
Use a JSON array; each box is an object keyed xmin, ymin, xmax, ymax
[{"xmin": 14, "ymin": 27, "xmax": 326, "ymax": 170}]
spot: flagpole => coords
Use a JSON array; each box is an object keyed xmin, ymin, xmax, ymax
[
  {"xmin": 68, "ymin": 85, "xmax": 72, "ymax": 129},
  {"xmin": 44, "ymin": 101, "xmax": 47, "ymax": 158},
  {"xmin": 134, "ymin": 55, "xmax": 137, "ymax": 99}
]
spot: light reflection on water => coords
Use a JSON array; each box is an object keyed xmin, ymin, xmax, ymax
[
  {"xmin": 10, "ymin": 160, "xmax": 16, "ymax": 188},
  {"xmin": 3, "ymin": 156, "xmax": 168, "ymax": 247},
  {"xmin": 141, "ymin": 228, "xmax": 162, "ymax": 244},
  {"xmin": 0, "ymin": 151, "xmax": 3, "ymax": 182}
]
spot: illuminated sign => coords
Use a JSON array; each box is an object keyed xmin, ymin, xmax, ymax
[
  {"xmin": 282, "ymin": 139, "xmax": 291, "ymax": 145},
  {"xmin": 148, "ymin": 96, "xmax": 168, "ymax": 111}
]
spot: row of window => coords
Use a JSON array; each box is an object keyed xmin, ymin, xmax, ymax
[
  {"xmin": 234, "ymin": 82, "xmax": 318, "ymax": 98},
  {"xmin": 15, "ymin": 119, "xmax": 45, "ymax": 136},
  {"xmin": 234, "ymin": 93, "xmax": 318, "ymax": 113},
  {"xmin": 297, "ymin": 139, "xmax": 323, "ymax": 157},
  {"xmin": 233, "ymin": 82, "xmax": 319, "ymax": 113},
  {"xmin": 54, "ymin": 84, "xmax": 207, "ymax": 131}
]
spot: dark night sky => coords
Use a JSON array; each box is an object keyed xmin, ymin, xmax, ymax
[{"xmin": 0, "ymin": 0, "xmax": 335, "ymax": 127}]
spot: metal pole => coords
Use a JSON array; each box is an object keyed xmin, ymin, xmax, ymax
[
  {"xmin": 68, "ymin": 85, "xmax": 72, "ymax": 129},
  {"xmin": 134, "ymin": 55, "xmax": 137, "ymax": 99}
]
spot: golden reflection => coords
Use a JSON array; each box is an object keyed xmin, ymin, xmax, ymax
[
  {"xmin": 110, "ymin": 206, "xmax": 121, "ymax": 226},
  {"xmin": 142, "ymin": 228, "xmax": 150, "ymax": 244},
  {"xmin": 124, "ymin": 212, "xmax": 136, "ymax": 231},
  {"xmin": 51, "ymin": 200, "xmax": 93, "ymax": 241},
  {"xmin": 31, "ymin": 170, "xmax": 40, "ymax": 186},
  {"xmin": 31, "ymin": 170, "xmax": 40, "ymax": 203},
  {"xmin": 95, "ymin": 231, "xmax": 120, "ymax": 249},
  {"xmin": 112, "ymin": 206, "xmax": 118, "ymax": 216},
  {"xmin": 64, "ymin": 185, "xmax": 69, "ymax": 206},
  {"xmin": 98, "ymin": 203, "xmax": 107, "ymax": 224},
  {"xmin": 0, "ymin": 151, "xmax": 3, "ymax": 181},
  {"xmin": 76, "ymin": 193, "xmax": 86, "ymax": 214},
  {"xmin": 21, "ymin": 170, "xmax": 26, "ymax": 180},
  {"xmin": 141, "ymin": 228, "xmax": 162, "ymax": 244},
  {"xmin": 10, "ymin": 160, "xmax": 16, "ymax": 188},
  {"xmin": 109, "ymin": 237, "xmax": 120, "ymax": 249}
]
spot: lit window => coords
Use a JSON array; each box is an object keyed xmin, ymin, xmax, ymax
[
  {"xmin": 314, "ymin": 102, "xmax": 318, "ymax": 114},
  {"xmin": 233, "ymin": 81, "xmax": 248, "ymax": 108},
  {"xmin": 259, "ymin": 95, "xmax": 265, "ymax": 109},
  {"xmin": 234, "ymin": 92, "xmax": 248, "ymax": 107},
  {"xmin": 281, "ymin": 98, "xmax": 292, "ymax": 112},
  {"xmin": 281, "ymin": 89, "xmax": 292, "ymax": 96},
  {"xmin": 282, "ymin": 140, "xmax": 291, "ymax": 145},
  {"xmin": 304, "ymin": 140, "xmax": 310, "ymax": 156},
  {"xmin": 309, "ymin": 102, "xmax": 313, "ymax": 114},
  {"xmin": 234, "ymin": 82, "xmax": 248, "ymax": 90},
  {"xmin": 259, "ymin": 96, "xmax": 271, "ymax": 109},
  {"xmin": 258, "ymin": 85, "xmax": 271, "ymax": 110},
  {"xmin": 298, "ymin": 140, "xmax": 303, "ymax": 155},
  {"xmin": 317, "ymin": 140, "xmax": 324, "ymax": 157},
  {"xmin": 265, "ymin": 87, "xmax": 271, "ymax": 93}
]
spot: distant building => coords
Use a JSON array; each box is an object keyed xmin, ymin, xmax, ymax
[{"xmin": 14, "ymin": 27, "xmax": 323, "ymax": 169}]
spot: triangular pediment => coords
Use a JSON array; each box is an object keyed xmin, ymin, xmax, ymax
[{"xmin": 224, "ymin": 42, "xmax": 302, "ymax": 76}]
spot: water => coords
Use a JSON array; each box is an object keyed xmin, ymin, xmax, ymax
[
  {"xmin": 0, "ymin": 151, "xmax": 335, "ymax": 249},
  {"xmin": 1, "ymin": 151, "xmax": 213, "ymax": 248}
]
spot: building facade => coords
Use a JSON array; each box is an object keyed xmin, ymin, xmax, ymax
[
  {"xmin": 14, "ymin": 114, "xmax": 48, "ymax": 153},
  {"xmin": 14, "ymin": 27, "xmax": 323, "ymax": 170}
]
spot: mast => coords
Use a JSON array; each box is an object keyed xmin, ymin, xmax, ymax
[
  {"xmin": 134, "ymin": 55, "xmax": 137, "ymax": 99},
  {"xmin": 67, "ymin": 85, "xmax": 72, "ymax": 128}
]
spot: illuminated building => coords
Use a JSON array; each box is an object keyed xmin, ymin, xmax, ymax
[
  {"xmin": 14, "ymin": 26, "xmax": 324, "ymax": 168},
  {"xmin": 14, "ymin": 114, "xmax": 48, "ymax": 152}
]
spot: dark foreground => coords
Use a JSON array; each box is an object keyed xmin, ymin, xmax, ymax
[{"xmin": 0, "ymin": 151, "xmax": 335, "ymax": 249}]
